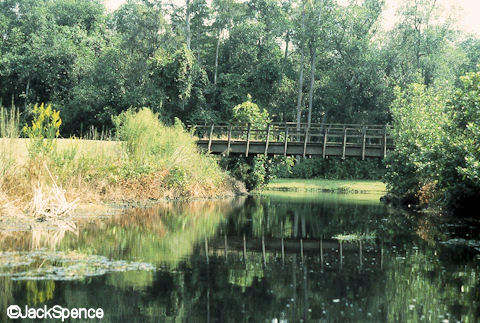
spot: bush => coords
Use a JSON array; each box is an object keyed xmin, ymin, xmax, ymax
[
  {"xmin": 113, "ymin": 108, "xmax": 226, "ymax": 195},
  {"xmin": 231, "ymin": 95, "xmax": 271, "ymax": 132},
  {"xmin": 22, "ymin": 103, "xmax": 62, "ymax": 158},
  {"xmin": 282, "ymin": 157, "xmax": 385, "ymax": 180},
  {"xmin": 268, "ymin": 156, "xmax": 295, "ymax": 178},
  {"xmin": 385, "ymin": 68, "xmax": 480, "ymax": 213},
  {"xmin": 220, "ymin": 155, "xmax": 274, "ymax": 191}
]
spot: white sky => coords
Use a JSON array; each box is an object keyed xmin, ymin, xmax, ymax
[{"xmin": 104, "ymin": 0, "xmax": 480, "ymax": 35}]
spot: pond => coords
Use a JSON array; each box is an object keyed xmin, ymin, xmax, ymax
[{"xmin": 1, "ymin": 192, "xmax": 479, "ymax": 322}]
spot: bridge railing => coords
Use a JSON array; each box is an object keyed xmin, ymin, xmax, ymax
[
  {"xmin": 188, "ymin": 123, "xmax": 393, "ymax": 158},
  {"xmin": 189, "ymin": 123, "xmax": 392, "ymax": 143}
]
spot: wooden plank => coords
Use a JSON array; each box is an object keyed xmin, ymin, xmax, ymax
[
  {"xmin": 264, "ymin": 123, "xmax": 271, "ymax": 156},
  {"xmin": 284, "ymin": 125, "xmax": 289, "ymax": 157},
  {"xmin": 322, "ymin": 128, "xmax": 328, "ymax": 159},
  {"xmin": 226, "ymin": 125, "xmax": 232, "ymax": 156},
  {"xmin": 207, "ymin": 124, "xmax": 214, "ymax": 153},
  {"xmin": 303, "ymin": 126, "xmax": 309, "ymax": 158},
  {"xmin": 362, "ymin": 127, "xmax": 366, "ymax": 161},
  {"xmin": 245, "ymin": 123, "xmax": 251, "ymax": 157},
  {"xmin": 342, "ymin": 127, "xmax": 347, "ymax": 160}
]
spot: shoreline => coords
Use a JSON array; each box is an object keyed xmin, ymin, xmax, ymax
[
  {"xmin": 0, "ymin": 187, "xmax": 246, "ymax": 232},
  {"xmin": 260, "ymin": 178, "xmax": 386, "ymax": 195}
]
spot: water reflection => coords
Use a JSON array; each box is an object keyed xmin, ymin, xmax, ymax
[{"xmin": 0, "ymin": 193, "xmax": 479, "ymax": 322}]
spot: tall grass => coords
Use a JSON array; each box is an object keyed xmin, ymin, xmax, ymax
[
  {"xmin": 1, "ymin": 107, "xmax": 232, "ymax": 229},
  {"xmin": 0, "ymin": 106, "xmax": 20, "ymax": 138},
  {"xmin": 0, "ymin": 106, "xmax": 21, "ymax": 183},
  {"xmin": 113, "ymin": 108, "xmax": 226, "ymax": 197}
]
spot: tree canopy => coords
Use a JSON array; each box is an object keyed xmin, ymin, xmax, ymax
[{"xmin": 0, "ymin": 0, "xmax": 478, "ymax": 135}]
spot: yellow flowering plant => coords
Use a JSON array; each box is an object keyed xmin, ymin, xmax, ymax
[{"xmin": 23, "ymin": 103, "xmax": 62, "ymax": 157}]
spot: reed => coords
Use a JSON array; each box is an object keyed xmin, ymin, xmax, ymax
[{"xmin": 0, "ymin": 106, "xmax": 20, "ymax": 138}]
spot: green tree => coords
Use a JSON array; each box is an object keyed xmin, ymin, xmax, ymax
[{"xmin": 232, "ymin": 95, "xmax": 270, "ymax": 128}]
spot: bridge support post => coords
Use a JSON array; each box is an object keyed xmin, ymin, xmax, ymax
[
  {"xmin": 226, "ymin": 125, "xmax": 232, "ymax": 156},
  {"xmin": 362, "ymin": 127, "xmax": 366, "ymax": 161},
  {"xmin": 322, "ymin": 128, "xmax": 328, "ymax": 159},
  {"xmin": 303, "ymin": 127, "xmax": 309, "ymax": 158},
  {"xmin": 284, "ymin": 124, "xmax": 289, "ymax": 157},
  {"xmin": 207, "ymin": 124, "xmax": 214, "ymax": 153},
  {"xmin": 342, "ymin": 127, "xmax": 347, "ymax": 160},
  {"xmin": 264, "ymin": 123, "xmax": 271, "ymax": 156},
  {"xmin": 383, "ymin": 126, "xmax": 387, "ymax": 158},
  {"xmin": 245, "ymin": 123, "xmax": 251, "ymax": 157}
]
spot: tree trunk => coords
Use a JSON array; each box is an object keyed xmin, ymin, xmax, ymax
[
  {"xmin": 186, "ymin": 0, "xmax": 191, "ymax": 50},
  {"xmin": 295, "ymin": 1, "xmax": 306, "ymax": 134},
  {"xmin": 307, "ymin": 0, "xmax": 323, "ymax": 129},
  {"xmin": 24, "ymin": 79, "xmax": 30, "ymax": 111},
  {"xmin": 296, "ymin": 48, "xmax": 304, "ymax": 133},
  {"xmin": 214, "ymin": 28, "xmax": 221, "ymax": 85},
  {"xmin": 307, "ymin": 44, "xmax": 316, "ymax": 128}
]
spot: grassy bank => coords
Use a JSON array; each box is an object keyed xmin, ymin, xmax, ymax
[
  {"xmin": 0, "ymin": 107, "xmax": 238, "ymax": 231},
  {"xmin": 262, "ymin": 178, "xmax": 386, "ymax": 194}
]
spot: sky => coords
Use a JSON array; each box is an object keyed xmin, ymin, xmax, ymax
[{"xmin": 104, "ymin": 0, "xmax": 480, "ymax": 35}]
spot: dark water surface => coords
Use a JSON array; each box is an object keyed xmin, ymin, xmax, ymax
[{"xmin": 1, "ymin": 192, "xmax": 479, "ymax": 322}]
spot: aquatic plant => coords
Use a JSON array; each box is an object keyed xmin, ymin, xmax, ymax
[
  {"xmin": 333, "ymin": 232, "xmax": 376, "ymax": 242},
  {"xmin": 0, "ymin": 251, "xmax": 155, "ymax": 281}
]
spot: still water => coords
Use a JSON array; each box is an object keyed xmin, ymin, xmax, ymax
[{"xmin": 1, "ymin": 191, "xmax": 479, "ymax": 322}]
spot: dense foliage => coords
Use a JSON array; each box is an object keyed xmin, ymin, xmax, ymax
[
  {"xmin": 384, "ymin": 69, "xmax": 480, "ymax": 213},
  {"xmin": 1, "ymin": 0, "xmax": 478, "ymax": 134},
  {"xmin": 288, "ymin": 157, "xmax": 384, "ymax": 180}
]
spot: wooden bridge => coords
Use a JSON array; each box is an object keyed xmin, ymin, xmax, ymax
[{"xmin": 190, "ymin": 123, "xmax": 394, "ymax": 159}]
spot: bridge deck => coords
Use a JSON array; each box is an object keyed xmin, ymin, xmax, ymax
[{"xmin": 190, "ymin": 123, "xmax": 393, "ymax": 159}]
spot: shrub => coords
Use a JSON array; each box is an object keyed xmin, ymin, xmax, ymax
[
  {"xmin": 232, "ymin": 95, "xmax": 271, "ymax": 130},
  {"xmin": 22, "ymin": 103, "xmax": 62, "ymax": 158},
  {"xmin": 269, "ymin": 156, "xmax": 295, "ymax": 178},
  {"xmin": 285, "ymin": 157, "xmax": 384, "ymax": 180},
  {"xmin": 220, "ymin": 155, "xmax": 270, "ymax": 191},
  {"xmin": 113, "ymin": 108, "xmax": 226, "ymax": 195},
  {"xmin": 385, "ymin": 68, "xmax": 480, "ymax": 213}
]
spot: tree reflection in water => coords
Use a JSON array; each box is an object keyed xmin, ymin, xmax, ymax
[{"xmin": 0, "ymin": 193, "xmax": 479, "ymax": 321}]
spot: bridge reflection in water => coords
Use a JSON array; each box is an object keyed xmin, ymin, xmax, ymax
[
  {"xmin": 190, "ymin": 123, "xmax": 394, "ymax": 159},
  {"xmin": 204, "ymin": 235, "xmax": 383, "ymax": 270}
]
